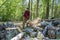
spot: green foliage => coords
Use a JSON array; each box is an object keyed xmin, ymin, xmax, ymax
[
  {"xmin": 0, "ymin": 0, "xmax": 60, "ymax": 21},
  {"xmin": 0, "ymin": 0, "xmax": 23, "ymax": 21}
]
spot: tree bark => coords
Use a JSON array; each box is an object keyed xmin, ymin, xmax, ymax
[
  {"xmin": 52, "ymin": 0, "xmax": 54, "ymax": 17},
  {"xmin": 31, "ymin": 0, "xmax": 32, "ymax": 20},
  {"xmin": 28, "ymin": 0, "xmax": 30, "ymax": 9},
  {"xmin": 46, "ymin": 0, "xmax": 49, "ymax": 19},
  {"xmin": 36, "ymin": 0, "xmax": 39, "ymax": 17}
]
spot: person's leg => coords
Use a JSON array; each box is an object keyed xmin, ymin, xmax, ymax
[
  {"xmin": 26, "ymin": 19, "xmax": 30, "ymax": 27},
  {"xmin": 23, "ymin": 18, "xmax": 27, "ymax": 29},
  {"xmin": 24, "ymin": 19, "xmax": 27, "ymax": 28},
  {"xmin": 23, "ymin": 18, "xmax": 25, "ymax": 29}
]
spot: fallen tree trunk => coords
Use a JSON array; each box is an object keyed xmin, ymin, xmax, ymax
[
  {"xmin": 11, "ymin": 32, "xmax": 25, "ymax": 40},
  {"xmin": 28, "ymin": 18, "xmax": 41, "ymax": 27}
]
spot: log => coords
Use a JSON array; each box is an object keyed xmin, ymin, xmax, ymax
[
  {"xmin": 6, "ymin": 27, "xmax": 22, "ymax": 32},
  {"xmin": 32, "ymin": 26, "xmax": 43, "ymax": 31},
  {"xmin": 28, "ymin": 18, "xmax": 41, "ymax": 27},
  {"xmin": 11, "ymin": 32, "xmax": 25, "ymax": 40},
  {"xmin": 6, "ymin": 27, "xmax": 17, "ymax": 30}
]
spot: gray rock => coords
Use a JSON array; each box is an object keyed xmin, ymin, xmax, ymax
[{"xmin": 23, "ymin": 27, "xmax": 33, "ymax": 33}]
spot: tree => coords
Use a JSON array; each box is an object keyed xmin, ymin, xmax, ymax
[
  {"xmin": 0, "ymin": 0, "xmax": 60, "ymax": 21},
  {"xmin": 46, "ymin": 0, "xmax": 50, "ymax": 19},
  {"xmin": 36, "ymin": 0, "xmax": 39, "ymax": 17},
  {"xmin": 52, "ymin": 0, "xmax": 54, "ymax": 17}
]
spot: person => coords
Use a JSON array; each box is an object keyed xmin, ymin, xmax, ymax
[{"xmin": 23, "ymin": 8, "xmax": 30, "ymax": 29}]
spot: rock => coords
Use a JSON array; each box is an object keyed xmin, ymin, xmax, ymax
[
  {"xmin": 6, "ymin": 22, "xmax": 15, "ymax": 27},
  {"xmin": 34, "ymin": 38, "xmax": 38, "ymax": 40},
  {"xmin": 23, "ymin": 27, "xmax": 33, "ymax": 33},
  {"xmin": 43, "ymin": 22, "xmax": 54, "ymax": 36},
  {"xmin": 6, "ymin": 29, "xmax": 19, "ymax": 40},
  {"xmin": 52, "ymin": 20, "xmax": 59, "ymax": 26},
  {"xmin": 45, "ymin": 37, "xmax": 49, "ymax": 40},
  {"xmin": 0, "ymin": 26, "xmax": 6, "ymax": 40},
  {"xmin": 56, "ymin": 28, "xmax": 60, "ymax": 39},
  {"xmin": 24, "ymin": 35, "xmax": 30, "ymax": 40},
  {"xmin": 48, "ymin": 29, "xmax": 56, "ymax": 39},
  {"xmin": 21, "ymin": 35, "xmax": 31, "ymax": 40},
  {"xmin": 41, "ymin": 20, "xmax": 47, "ymax": 27},
  {"xmin": 37, "ymin": 31, "xmax": 45, "ymax": 40},
  {"xmin": 30, "ymin": 32, "xmax": 37, "ymax": 37}
]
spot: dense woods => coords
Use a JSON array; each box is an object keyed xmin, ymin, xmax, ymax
[
  {"xmin": 0, "ymin": 0, "xmax": 60, "ymax": 21},
  {"xmin": 0, "ymin": 0, "xmax": 60, "ymax": 40}
]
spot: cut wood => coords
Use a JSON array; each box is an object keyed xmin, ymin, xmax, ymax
[{"xmin": 11, "ymin": 32, "xmax": 25, "ymax": 40}]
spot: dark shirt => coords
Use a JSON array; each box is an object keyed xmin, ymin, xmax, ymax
[{"xmin": 24, "ymin": 10, "xmax": 30, "ymax": 19}]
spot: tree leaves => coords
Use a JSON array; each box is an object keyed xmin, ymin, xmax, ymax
[{"xmin": 0, "ymin": 0, "xmax": 60, "ymax": 21}]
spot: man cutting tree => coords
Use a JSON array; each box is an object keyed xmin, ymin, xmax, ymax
[{"xmin": 23, "ymin": 8, "xmax": 30, "ymax": 29}]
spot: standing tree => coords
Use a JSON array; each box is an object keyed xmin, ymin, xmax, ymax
[
  {"xmin": 36, "ymin": 0, "xmax": 39, "ymax": 17},
  {"xmin": 46, "ymin": 0, "xmax": 50, "ymax": 19},
  {"xmin": 52, "ymin": 0, "xmax": 54, "ymax": 17},
  {"xmin": 31, "ymin": 0, "xmax": 33, "ymax": 20}
]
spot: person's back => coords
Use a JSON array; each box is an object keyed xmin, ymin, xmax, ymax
[{"xmin": 23, "ymin": 8, "xmax": 30, "ymax": 20}]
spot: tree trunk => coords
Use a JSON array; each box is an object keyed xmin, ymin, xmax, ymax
[
  {"xmin": 30, "ymin": 0, "xmax": 32, "ymax": 20},
  {"xmin": 36, "ymin": 0, "xmax": 39, "ymax": 17},
  {"xmin": 54, "ymin": 6, "xmax": 58, "ymax": 18},
  {"xmin": 28, "ymin": 0, "xmax": 32, "ymax": 20},
  {"xmin": 46, "ymin": 0, "xmax": 49, "ymax": 19},
  {"xmin": 54, "ymin": 0, "xmax": 59, "ymax": 18},
  {"xmin": 52, "ymin": 0, "xmax": 54, "ymax": 17},
  {"xmin": 28, "ymin": 0, "xmax": 30, "ymax": 9}
]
